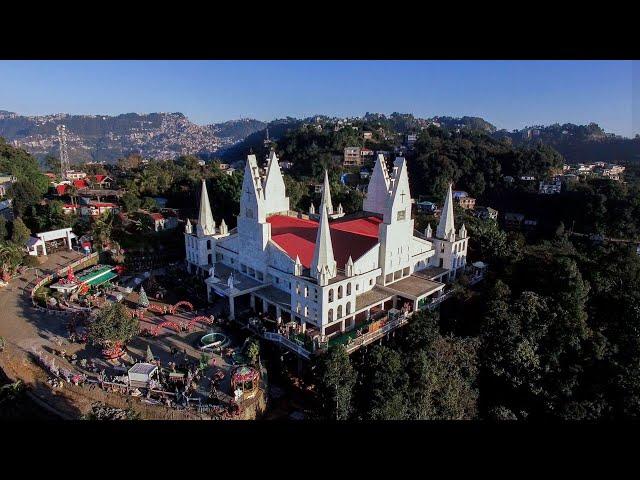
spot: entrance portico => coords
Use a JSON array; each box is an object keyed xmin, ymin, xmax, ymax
[{"xmin": 205, "ymin": 263, "xmax": 266, "ymax": 320}]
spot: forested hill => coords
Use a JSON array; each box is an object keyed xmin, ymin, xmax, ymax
[{"xmin": 492, "ymin": 123, "xmax": 639, "ymax": 165}]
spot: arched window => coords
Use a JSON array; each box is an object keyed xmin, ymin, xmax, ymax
[
  {"xmin": 304, "ymin": 285, "xmax": 309, "ymax": 297},
  {"xmin": 346, "ymin": 302, "xmax": 351, "ymax": 315},
  {"xmin": 207, "ymin": 240, "xmax": 212, "ymax": 250},
  {"xmin": 338, "ymin": 285, "xmax": 343, "ymax": 299},
  {"xmin": 337, "ymin": 305, "xmax": 343, "ymax": 319},
  {"xmin": 328, "ymin": 289, "xmax": 334, "ymax": 302},
  {"xmin": 346, "ymin": 283, "xmax": 352, "ymax": 295},
  {"xmin": 328, "ymin": 309, "xmax": 334, "ymax": 322}
]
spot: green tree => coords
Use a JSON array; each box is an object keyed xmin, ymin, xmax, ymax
[
  {"xmin": 406, "ymin": 336, "xmax": 479, "ymax": 420},
  {"xmin": 315, "ymin": 345, "xmax": 356, "ymax": 420},
  {"xmin": 88, "ymin": 302, "xmax": 139, "ymax": 348},
  {"xmin": 0, "ymin": 216, "xmax": 7, "ymax": 241},
  {"xmin": 358, "ymin": 345, "xmax": 408, "ymax": 420},
  {"xmin": 10, "ymin": 217, "xmax": 31, "ymax": 245},
  {"xmin": 121, "ymin": 192, "xmax": 141, "ymax": 212},
  {"xmin": 244, "ymin": 339, "xmax": 261, "ymax": 366}
]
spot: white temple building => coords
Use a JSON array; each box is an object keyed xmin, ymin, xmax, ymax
[{"xmin": 185, "ymin": 152, "xmax": 468, "ymax": 342}]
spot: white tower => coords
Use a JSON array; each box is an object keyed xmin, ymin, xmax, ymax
[
  {"xmin": 377, "ymin": 157, "xmax": 415, "ymax": 284},
  {"xmin": 310, "ymin": 176, "xmax": 337, "ymax": 286},
  {"xmin": 430, "ymin": 183, "xmax": 468, "ymax": 279},
  {"xmin": 196, "ymin": 180, "xmax": 216, "ymax": 237},
  {"xmin": 363, "ymin": 154, "xmax": 391, "ymax": 215}
]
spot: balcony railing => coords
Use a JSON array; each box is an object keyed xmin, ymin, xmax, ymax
[{"xmin": 263, "ymin": 332, "xmax": 312, "ymax": 359}]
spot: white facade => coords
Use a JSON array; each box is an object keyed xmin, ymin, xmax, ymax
[{"xmin": 186, "ymin": 153, "xmax": 468, "ymax": 337}]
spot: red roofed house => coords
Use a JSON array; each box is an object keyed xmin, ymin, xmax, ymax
[
  {"xmin": 92, "ymin": 175, "xmax": 113, "ymax": 189},
  {"xmin": 184, "ymin": 152, "xmax": 469, "ymax": 352},
  {"xmin": 143, "ymin": 211, "xmax": 178, "ymax": 232}
]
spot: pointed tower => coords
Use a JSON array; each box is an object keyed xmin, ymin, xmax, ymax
[
  {"xmin": 363, "ymin": 154, "xmax": 391, "ymax": 215},
  {"xmin": 310, "ymin": 185, "xmax": 337, "ymax": 285},
  {"xmin": 337, "ymin": 203, "xmax": 344, "ymax": 215},
  {"xmin": 240, "ymin": 154, "xmax": 266, "ymax": 223},
  {"xmin": 309, "ymin": 202, "xmax": 315, "ymax": 215},
  {"xmin": 345, "ymin": 256, "xmax": 354, "ymax": 277},
  {"xmin": 196, "ymin": 180, "xmax": 216, "ymax": 237},
  {"xmin": 185, "ymin": 218, "xmax": 193, "ymax": 234},
  {"xmin": 436, "ymin": 183, "xmax": 455, "ymax": 241},
  {"xmin": 383, "ymin": 157, "xmax": 411, "ymax": 225},
  {"xmin": 425, "ymin": 223, "xmax": 432, "ymax": 238},
  {"xmin": 377, "ymin": 157, "xmax": 416, "ymax": 283},
  {"xmin": 262, "ymin": 151, "xmax": 290, "ymax": 215},
  {"xmin": 322, "ymin": 170, "xmax": 334, "ymax": 215},
  {"xmin": 294, "ymin": 255, "xmax": 303, "ymax": 276},
  {"xmin": 459, "ymin": 224, "xmax": 467, "ymax": 239},
  {"xmin": 219, "ymin": 219, "xmax": 228, "ymax": 235}
]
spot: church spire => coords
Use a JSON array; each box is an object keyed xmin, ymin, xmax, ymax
[
  {"xmin": 310, "ymin": 181, "xmax": 336, "ymax": 285},
  {"xmin": 436, "ymin": 183, "xmax": 455, "ymax": 241},
  {"xmin": 322, "ymin": 170, "xmax": 333, "ymax": 215},
  {"xmin": 197, "ymin": 179, "xmax": 216, "ymax": 236}
]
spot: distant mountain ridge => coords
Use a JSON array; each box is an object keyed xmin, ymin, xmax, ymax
[
  {"xmin": 1, "ymin": 109, "xmax": 635, "ymax": 166},
  {"xmin": 0, "ymin": 111, "xmax": 267, "ymax": 164}
]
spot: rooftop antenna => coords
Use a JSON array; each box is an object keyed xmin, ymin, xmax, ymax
[{"xmin": 57, "ymin": 124, "xmax": 70, "ymax": 181}]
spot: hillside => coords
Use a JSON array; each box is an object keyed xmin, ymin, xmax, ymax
[
  {"xmin": 0, "ymin": 111, "xmax": 266, "ymax": 164},
  {"xmin": 493, "ymin": 123, "xmax": 640, "ymax": 165}
]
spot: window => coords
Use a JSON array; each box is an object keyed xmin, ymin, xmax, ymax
[
  {"xmin": 304, "ymin": 285, "xmax": 309, "ymax": 297},
  {"xmin": 397, "ymin": 209, "xmax": 406, "ymax": 221},
  {"xmin": 245, "ymin": 208, "xmax": 253, "ymax": 218},
  {"xmin": 356, "ymin": 283, "xmax": 360, "ymax": 291},
  {"xmin": 207, "ymin": 240, "xmax": 212, "ymax": 249},
  {"xmin": 337, "ymin": 285, "xmax": 343, "ymax": 299},
  {"xmin": 328, "ymin": 289, "xmax": 334, "ymax": 302},
  {"xmin": 296, "ymin": 282, "xmax": 300, "ymax": 295},
  {"xmin": 328, "ymin": 309, "xmax": 334, "ymax": 322},
  {"xmin": 369, "ymin": 278, "xmax": 374, "ymax": 286},
  {"xmin": 337, "ymin": 305, "xmax": 343, "ymax": 319},
  {"xmin": 346, "ymin": 283, "xmax": 352, "ymax": 295},
  {"xmin": 346, "ymin": 302, "xmax": 351, "ymax": 315},
  {"xmin": 257, "ymin": 271, "xmax": 263, "ymax": 281}
]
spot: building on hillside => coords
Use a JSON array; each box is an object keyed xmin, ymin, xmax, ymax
[
  {"xmin": 65, "ymin": 170, "xmax": 87, "ymax": 180},
  {"xmin": 143, "ymin": 211, "xmax": 179, "ymax": 232},
  {"xmin": 539, "ymin": 180, "xmax": 562, "ymax": 194},
  {"xmin": 405, "ymin": 134, "xmax": 418, "ymax": 147},
  {"xmin": 474, "ymin": 206, "xmax": 498, "ymax": 221},
  {"xmin": 92, "ymin": 175, "xmax": 113, "ymax": 189},
  {"xmin": 453, "ymin": 191, "xmax": 476, "ymax": 210},
  {"xmin": 80, "ymin": 202, "xmax": 119, "ymax": 217},
  {"xmin": 343, "ymin": 147, "xmax": 362, "ymax": 167},
  {"xmin": 360, "ymin": 148, "xmax": 374, "ymax": 161},
  {"xmin": 416, "ymin": 200, "xmax": 437, "ymax": 214},
  {"xmin": 0, "ymin": 199, "xmax": 13, "ymax": 221},
  {"xmin": 185, "ymin": 152, "xmax": 469, "ymax": 342},
  {"xmin": 0, "ymin": 173, "xmax": 16, "ymax": 197},
  {"xmin": 504, "ymin": 212, "xmax": 525, "ymax": 230},
  {"xmin": 363, "ymin": 131, "xmax": 373, "ymax": 140}
]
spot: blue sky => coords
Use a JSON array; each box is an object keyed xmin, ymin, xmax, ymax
[{"xmin": 0, "ymin": 60, "xmax": 636, "ymax": 137}]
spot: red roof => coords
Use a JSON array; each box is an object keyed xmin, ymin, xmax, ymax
[
  {"xmin": 94, "ymin": 175, "xmax": 110, "ymax": 183},
  {"xmin": 56, "ymin": 184, "xmax": 68, "ymax": 195},
  {"xmin": 73, "ymin": 179, "xmax": 89, "ymax": 189},
  {"xmin": 92, "ymin": 202, "xmax": 117, "ymax": 208},
  {"xmin": 150, "ymin": 213, "xmax": 164, "ymax": 221},
  {"xmin": 267, "ymin": 214, "xmax": 382, "ymax": 269}
]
